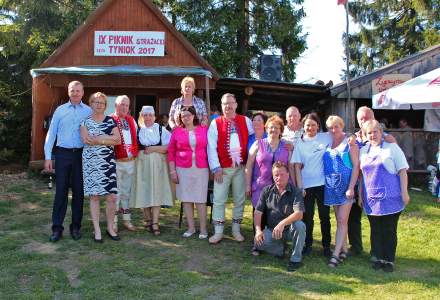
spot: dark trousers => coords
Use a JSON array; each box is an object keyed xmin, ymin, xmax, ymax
[
  {"xmin": 52, "ymin": 148, "xmax": 84, "ymax": 232},
  {"xmin": 348, "ymin": 200, "xmax": 363, "ymax": 253},
  {"xmin": 303, "ymin": 185, "xmax": 331, "ymax": 249},
  {"xmin": 367, "ymin": 212, "xmax": 401, "ymax": 263}
]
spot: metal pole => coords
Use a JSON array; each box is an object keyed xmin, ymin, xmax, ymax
[{"xmin": 345, "ymin": 0, "xmax": 353, "ymax": 132}]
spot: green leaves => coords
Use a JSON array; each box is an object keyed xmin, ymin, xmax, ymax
[
  {"xmin": 159, "ymin": 0, "xmax": 306, "ymax": 80},
  {"xmin": 346, "ymin": 0, "xmax": 440, "ymax": 78}
]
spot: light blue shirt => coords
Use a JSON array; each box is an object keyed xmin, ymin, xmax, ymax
[{"xmin": 44, "ymin": 100, "xmax": 92, "ymax": 160}]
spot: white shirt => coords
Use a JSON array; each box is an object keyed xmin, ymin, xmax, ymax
[
  {"xmin": 139, "ymin": 123, "xmax": 171, "ymax": 146},
  {"xmin": 360, "ymin": 142, "xmax": 409, "ymax": 174},
  {"xmin": 207, "ymin": 116, "xmax": 254, "ymax": 170},
  {"xmin": 121, "ymin": 120, "xmax": 138, "ymax": 144},
  {"xmin": 282, "ymin": 126, "xmax": 303, "ymax": 146},
  {"xmin": 291, "ymin": 133, "xmax": 332, "ymax": 189}
]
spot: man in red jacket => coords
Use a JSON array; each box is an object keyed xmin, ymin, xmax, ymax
[
  {"xmin": 110, "ymin": 95, "xmax": 138, "ymax": 232},
  {"xmin": 207, "ymin": 93, "xmax": 254, "ymax": 244}
]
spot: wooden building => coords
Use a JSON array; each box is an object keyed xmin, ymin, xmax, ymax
[
  {"xmin": 331, "ymin": 44, "xmax": 440, "ymax": 170},
  {"xmin": 30, "ymin": 0, "xmax": 218, "ymax": 165},
  {"xmin": 214, "ymin": 78, "xmax": 330, "ymax": 114}
]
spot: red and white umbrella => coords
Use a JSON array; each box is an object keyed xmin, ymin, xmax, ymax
[{"xmin": 372, "ymin": 67, "xmax": 440, "ymax": 110}]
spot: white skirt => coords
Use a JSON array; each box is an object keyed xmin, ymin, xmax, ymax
[
  {"xmin": 130, "ymin": 152, "xmax": 173, "ymax": 208},
  {"xmin": 176, "ymin": 166, "xmax": 209, "ymax": 203}
]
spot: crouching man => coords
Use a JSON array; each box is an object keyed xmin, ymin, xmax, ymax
[{"xmin": 254, "ymin": 161, "xmax": 306, "ymax": 272}]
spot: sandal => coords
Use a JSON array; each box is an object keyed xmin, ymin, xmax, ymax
[
  {"xmin": 251, "ymin": 245, "xmax": 260, "ymax": 256},
  {"xmin": 151, "ymin": 223, "xmax": 161, "ymax": 236},
  {"xmin": 339, "ymin": 251, "xmax": 348, "ymax": 261},
  {"xmin": 143, "ymin": 219, "xmax": 153, "ymax": 232},
  {"xmin": 328, "ymin": 255, "xmax": 342, "ymax": 268}
]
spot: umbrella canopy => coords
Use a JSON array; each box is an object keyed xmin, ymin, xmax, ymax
[{"xmin": 372, "ymin": 67, "xmax": 440, "ymax": 109}]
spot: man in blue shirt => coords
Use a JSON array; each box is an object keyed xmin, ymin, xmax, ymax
[{"xmin": 44, "ymin": 81, "xmax": 92, "ymax": 242}]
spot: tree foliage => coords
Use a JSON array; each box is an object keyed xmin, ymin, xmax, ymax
[
  {"xmin": 0, "ymin": 0, "xmax": 103, "ymax": 162},
  {"xmin": 346, "ymin": 0, "xmax": 440, "ymax": 78},
  {"xmin": 155, "ymin": 0, "xmax": 306, "ymax": 80}
]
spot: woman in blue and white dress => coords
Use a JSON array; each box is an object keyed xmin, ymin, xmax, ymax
[
  {"xmin": 81, "ymin": 92, "xmax": 121, "ymax": 242},
  {"xmin": 323, "ymin": 116, "xmax": 359, "ymax": 267}
]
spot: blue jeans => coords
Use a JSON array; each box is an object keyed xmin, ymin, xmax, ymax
[{"xmin": 256, "ymin": 221, "xmax": 306, "ymax": 263}]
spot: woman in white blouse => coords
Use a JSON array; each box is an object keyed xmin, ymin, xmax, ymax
[
  {"xmin": 292, "ymin": 112, "xmax": 333, "ymax": 257},
  {"xmin": 131, "ymin": 106, "xmax": 173, "ymax": 236}
]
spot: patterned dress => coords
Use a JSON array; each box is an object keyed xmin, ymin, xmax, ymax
[
  {"xmin": 82, "ymin": 116, "xmax": 117, "ymax": 196},
  {"xmin": 169, "ymin": 96, "xmax": 207, "ymax": 127}
]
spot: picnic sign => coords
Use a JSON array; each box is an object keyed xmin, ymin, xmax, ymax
[{"xmin": 94, "ymin": 31, "xmax": 165, "ymax": 56}]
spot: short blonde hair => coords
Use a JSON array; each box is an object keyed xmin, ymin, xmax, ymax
[
  {"xmin": 89, "ymin": 92, "xmax": 107, "ymax": 108},
  {"xmin": 265, "ymin": 115, "xmax": 285, "ymax": 135},
  {"xmin": 181, "ymin": 76, "xmax": 196, "ymax": 93},
  {"xmin": 326, "ymin": 115, "xmax": 345, "ymax": 129},
  {"xmin": 362, "ymin": 119, "xmax": 383, "ymax": 134}
]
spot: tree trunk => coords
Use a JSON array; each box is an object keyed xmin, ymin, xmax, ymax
[{"xmin": 236, "ymin": 0, "xmax": 250, "ymax": 78}]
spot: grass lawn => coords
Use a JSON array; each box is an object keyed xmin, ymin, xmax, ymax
[{"xmin": 0, "ymin": 171, "xmax": 439, "ymax": 299}]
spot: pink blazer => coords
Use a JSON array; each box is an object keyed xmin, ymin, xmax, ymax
[{"xmin": 168, "ymin": 126, "xmax": 208, "ymax": 168}]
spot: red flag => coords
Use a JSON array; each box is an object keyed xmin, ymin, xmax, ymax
[{"xmin": 338, "ymin": 0, "xmax": 347, "ymax": 5}]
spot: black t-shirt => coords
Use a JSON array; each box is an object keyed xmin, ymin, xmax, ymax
[{"xmin": 255, "ymin": 183, "xmax": 305, "ymax": 230}]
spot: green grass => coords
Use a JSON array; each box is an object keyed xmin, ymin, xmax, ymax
[{"xmin": 0, "ymin": 172, "xmax": 439, "ymax": 299}]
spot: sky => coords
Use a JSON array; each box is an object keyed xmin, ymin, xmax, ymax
[{"xmin": 294, "ymin": 0, "xmax": 350, "ymax": 85}]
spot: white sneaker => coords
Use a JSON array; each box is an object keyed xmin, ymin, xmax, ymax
[
  {"xmin": 182, "ymin": 231, "xmax": 195, "ymax": 238},
  {"xmin": 198, "ymin": 233, "xmax": 208, "ymax": 239}
]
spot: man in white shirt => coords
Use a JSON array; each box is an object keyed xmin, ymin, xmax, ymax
[
  {"xmin": 207, "ymin": 93, "xmax": 254, "ymax": 244},
  {"xmin": 282, "ymin": 106, "xmax": 303, "ymax": 184},
  {"xmin": 282, "ymin": 106, "xmax": 303, "ymax": 145}
]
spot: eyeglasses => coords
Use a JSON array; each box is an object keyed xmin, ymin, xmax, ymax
[
  {"xmin": 93, "ymin": 102, "xmax": 106, "ymax": 106},
  {"xmin": 180, "ymin": 113, "xmax": 194, "ymax": 118},
  {"xmin": 221, "ymin": 102, "xmax": 236, "ymax": 106}
]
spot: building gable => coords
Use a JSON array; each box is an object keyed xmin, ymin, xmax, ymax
[{"xmin": 41, "ymin": 0, "xmax": 218, "ymax": 79}]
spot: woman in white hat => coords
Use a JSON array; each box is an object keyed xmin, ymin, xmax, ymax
[{"xmin": 131, "ymin": 106, "xmax": 173, "ymax": 235}]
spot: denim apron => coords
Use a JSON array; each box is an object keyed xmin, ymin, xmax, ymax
[{"xmin": 323, "ymin": 143, "xmax": 352, "ymax": 206}]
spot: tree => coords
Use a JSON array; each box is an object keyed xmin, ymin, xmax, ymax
[
  {"xmin": 155, "ymin": 0, "xmax": 307, "ymax": 81},
  {"xmin": 0, "ymin": 0, "xmax": 102, "ymax": 162},
  {"xmin": 346, "ymin": 0, "xmax": 440, "ymax": 77}
]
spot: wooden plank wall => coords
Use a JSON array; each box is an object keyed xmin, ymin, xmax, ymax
[{"xmin": 31, "ymin": 77, "xmax": 63, "ymax": 161}]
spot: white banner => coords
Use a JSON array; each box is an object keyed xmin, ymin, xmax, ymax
[{"xmin": 94, "ymin": 31, "xmax": 165, "ymax": 56}]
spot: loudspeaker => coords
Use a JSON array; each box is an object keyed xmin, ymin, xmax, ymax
[{"xmin": 259, "ymin": 55, "xmax": 282, "ymax": 81}]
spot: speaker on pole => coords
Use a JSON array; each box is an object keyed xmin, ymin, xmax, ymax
[{"xmin": 259, "ymin": 55, "xmax": 282, "ymax": 81}]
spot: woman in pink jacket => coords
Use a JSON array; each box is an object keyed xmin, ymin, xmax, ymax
[{"xmin": 168, "ymin": 106, "xmax": 209, "ymax": 239}]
